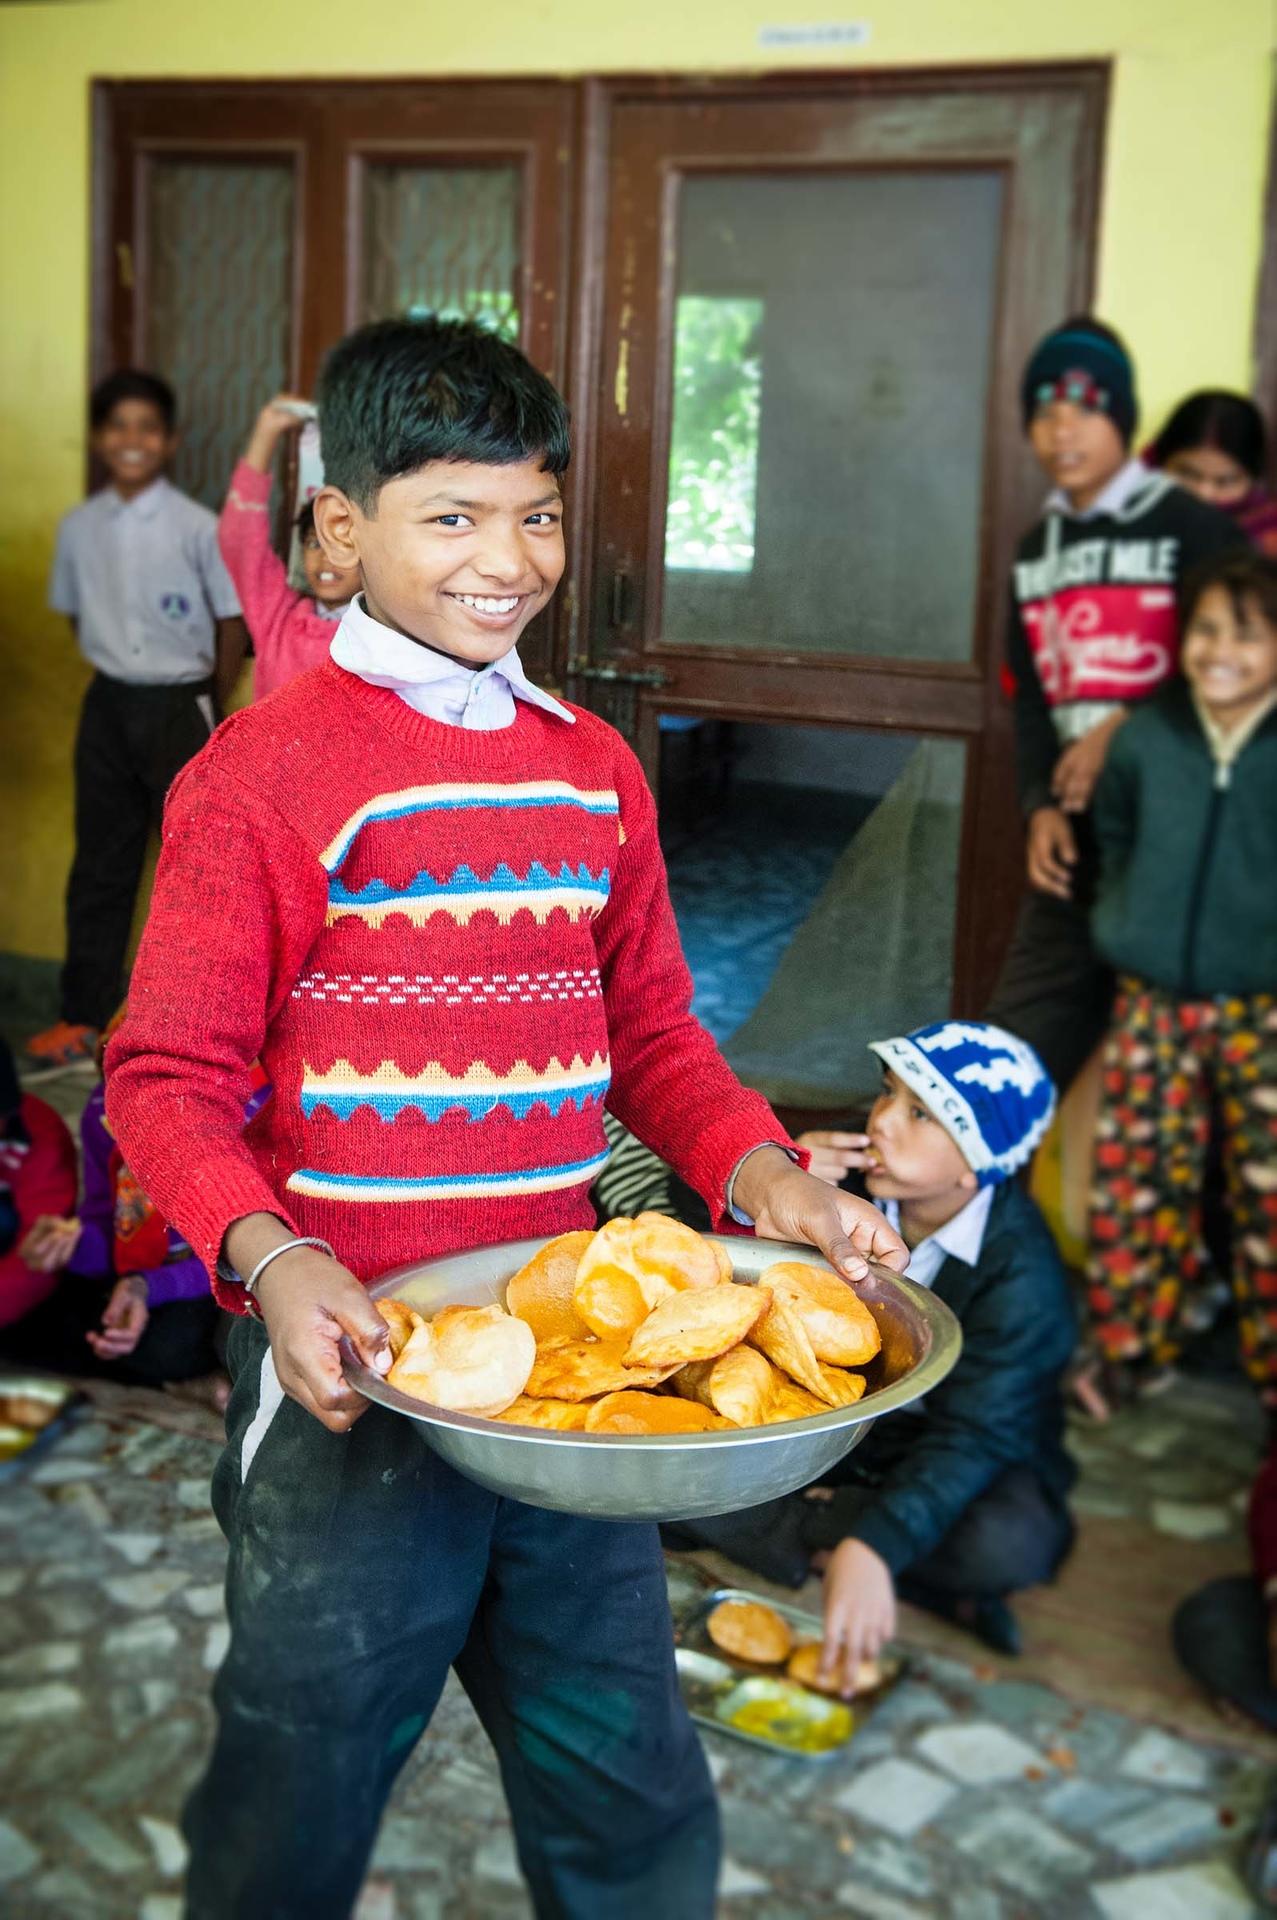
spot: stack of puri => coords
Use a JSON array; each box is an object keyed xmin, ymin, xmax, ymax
[{"xmin": 374, "ymin": 1215, "xmax": 881, "ymax": 1434}]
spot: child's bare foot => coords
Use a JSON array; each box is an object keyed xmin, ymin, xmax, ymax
[{"xmin": 353, "ymin": 1879, "xmax": 397, "ymax": 1920}]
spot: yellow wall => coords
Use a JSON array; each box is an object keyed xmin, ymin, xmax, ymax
[{"xmin": 1, "ymin": 0, "xmax": 1273, "ymax": 963}]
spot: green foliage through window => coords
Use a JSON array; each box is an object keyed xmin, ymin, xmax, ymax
[{"xmin": 665, "ymin": 295, "xmax": 762, "ymax": 573}]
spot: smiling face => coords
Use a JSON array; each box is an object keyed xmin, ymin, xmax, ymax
[
  {"xmin": 1164, "ymin": 445, "xmax": 1253, "ymax": 510},
  {"xmin": 1028, "ymin": 399, "xmax": 1127, "ymax": 510},
  {"xmin": 864, "ymin": 1068, "xmax": 977, "ymax": 1208},
  {"xmin": 312, "ymin": 457, "xmax": 565, "ymax": 665},
  {"xmin": 299, "ymin": 528, "xmax": 361, "ymax": 610},
  {"xmin": 1181, "ymin": 583, "xmax": 1277, "ymax": 730},
  {"xmin": 92, "ymin": 398, "xmax": 176, "ymax": 499}
]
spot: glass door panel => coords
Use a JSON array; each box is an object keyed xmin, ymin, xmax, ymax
[
  {"xmin": 662, "ymin": 169, "xmax": 1003, "ymax": 662},
  {"xmin": 143, "ymin": 159, "xmax": 295, "ymax": 509},
  {"xmin": 360, "ymin": 164, "xmax": 521, "ymax": 336}
]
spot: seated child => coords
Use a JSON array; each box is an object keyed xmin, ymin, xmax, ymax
[
  {"xmin": 668, "ymin": 1022, "xmax": 1076, "ymax": 1667},
  {"xmin": 13, "ymin": 1018, "xmax": 263, "ymax": 1390},
  {"xmin": 1084, "ymin": 551, "xmax": 1277, "ymax": 1410},
  {"xmin": 0, "ymin": 1040, "xmax": 78, "ymax": 1331},
  {"xmin": 1146, "ymin": 389, "xmax": 1277, "ymax": 556},
  {"xmin": 105, "ymin": 314, "xmax": 906, "ymax": 1917},
  {"xmin": 218, "ymin": 393, "xmax": 361, "ymax": 700}
]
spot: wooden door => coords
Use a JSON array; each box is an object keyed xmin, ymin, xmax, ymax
[
  {"xmin": 569, "ymin": 69, "xmax": 1107, "ymax": 1025},
  {"xmin": 95, "ymin": 79, "xmax": 575, "ymax": 670}
]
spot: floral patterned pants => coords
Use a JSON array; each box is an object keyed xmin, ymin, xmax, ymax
[{"xmin": 1087, "ymin": 977, "xmax": 1277, "ymax": 1391}]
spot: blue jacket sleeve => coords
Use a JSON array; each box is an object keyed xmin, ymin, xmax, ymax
[{"xmin": 847, "ymin": 1210, "xmax": 1075, "ymax": 1575}]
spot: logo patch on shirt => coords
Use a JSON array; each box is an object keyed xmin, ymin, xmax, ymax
[{"xmin": 159, "ymin": 592, "xmax": 192, "ymax": 620}]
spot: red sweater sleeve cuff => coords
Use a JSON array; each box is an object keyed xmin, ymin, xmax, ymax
[
  {"xmin": 678, "ymin": 1102, "xmax": 807, "ymax": 1232},
  {"xmin": 178, "ymin": 1151, "xmax": 302, "ymax": 1314}
]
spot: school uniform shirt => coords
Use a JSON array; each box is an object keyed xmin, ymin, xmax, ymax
[
  {"xmin": 1002, "ymin": 460, "xmax": 1241, "ymax": 815},
  {"xmin": 329, "ymin": 590, "xmax": 574, "ymax": 729},
  {"xmin": 50, "ymin": 478, "xmax": 241, "ymax": 686},
  {"xmin": 879, "ymin": 1185, "xmax": 994, "ymax": 1290}
]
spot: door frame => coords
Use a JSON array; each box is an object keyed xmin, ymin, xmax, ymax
[{"xmin": 564, "ymin": 64, "xmax": 1110, "ymax": 1014}]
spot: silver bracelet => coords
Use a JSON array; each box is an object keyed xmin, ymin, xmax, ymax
[{"xmin": 242, "ymin": 1235, "xmax": 335, "ymax": 1298}]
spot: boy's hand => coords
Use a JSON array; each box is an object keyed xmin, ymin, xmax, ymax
[
  {"xmin": 19, "ymin": 1214, "xmax": 82, "ymax": 1273},
  {"xmin": 87, "ymin": 1274, "xmax": 149, "ymax": 1361},
  {"xmin": 254, "ymin": 1245, "xmax": 392, "ymax": 1434},
  {"xmin": 1051, "ymin": 710, "xmax": 1125, "ymax": 814},
  {"xmin": 820, "ymin": 1538, "xmax": 897, "ymax": 1696},
  {"xmin": 731, "ymin": 1146, "xmax": 907, "ymax": 1281},
  {"xmin": 795, "ymin": 1131, "xmax": 877, "ymax": 1188},
  {"xmin": 1026, "ymin": 806, "xmax": 1077, "ymax": 899},
  {"xmin": 243, "ymin": 394, "xmax": 314, "ymax": 473}
]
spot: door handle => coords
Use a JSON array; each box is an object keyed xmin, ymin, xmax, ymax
[{"xmin": 609, "ymin": 567, "xmax": 636, "ymax": 631}]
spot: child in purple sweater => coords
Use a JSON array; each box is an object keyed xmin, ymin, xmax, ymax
[{"xmin": 17, "ymin": 1066, "xmax": 267, "ymax": 1387}]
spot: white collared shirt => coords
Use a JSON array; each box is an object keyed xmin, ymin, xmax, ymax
[
  {"xmin": 49, "ymin": 478, "xmax": 241, "ymax": 685},
  {"xmin": 329, "ymin": 593, "xmax": 574, "ymax": 729},
  {"xmin": 882, "ymin": 1185, "xmax": 994, "ymax": 1291}
]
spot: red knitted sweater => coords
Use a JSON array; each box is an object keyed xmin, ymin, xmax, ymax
[{"xmin": 106, "ymin": 661, "xmax": 792, "ymax": 1310}]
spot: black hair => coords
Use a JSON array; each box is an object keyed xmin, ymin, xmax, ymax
[
  {"xmin": 316, "ymin": 316, "xmax": 571, "ymax": 512},
  {"xmin": 294, "ymin": 498, "xmax": 317, "ymax": 541},
  {"xmin": 1182, "ymin": 550, "xmax": 1277, "ymax": 637},
  {"xmin": 90, "ymin": 368, "xmax": 177, "ymax": 434},
  {"xmin": 1150, "ymin": 390, "xmax": 1267, "ymax": 480}
]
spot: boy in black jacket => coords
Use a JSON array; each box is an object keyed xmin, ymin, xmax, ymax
[
  {"xmin": 668, "ymin": 1022, "xmax": 1077, "ymax": 1674},
  {"xmin": 987, "ymin": 319, "xmax": 1240, "ymax": 1091},
  {"xmin": 1087, "ymin": 552, "xmax": 1277, "ymax": 1408}
]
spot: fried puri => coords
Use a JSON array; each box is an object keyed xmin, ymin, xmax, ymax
[
  {"xmin": 376, "ymin": 1297, "xmax": 422, "ymax": 1360},
  {"xmin": 786, "ymin": 1642, "xmax": 882, "ymax": 1696},
  {"xmin": 674, "ymin": 1345, "xmax": 776, "ymax": 1426},
  {"xmin": 707, "ymin": 1599, "xmax": 793, "ymax": 1665},
  {"xmin": 387, "ymin": 1303, "xmax": 534, "ymax": 1418},
  {"xmin": 573, "ymin": 1214, "xmax": 724, "ymax": 1340},
  {"xmin": 524, "ymin": 1337, "xmax": 676, "ymax": 1401},
  {"xmin": 748, "ymin": 1295, "xmax": 837, "ymax": 1402},
  {"xmin": 583, "ymin": 1390, "xmax": 730, "ymax": 1434},
  {"xmin": 493, "ymin": 1395, "xmax": 592, "ymax": 1431},
  {"xmin": 623, "ymin": 1282, "xmax": 770, "ymax": 1369},
  {"xmin": 504, "ymin": 1230, "xmax": 595, "ymax": 1343},
  {"xmin": 759, "ymin": 1261, "xmax": 882, "ymax": 1367}
]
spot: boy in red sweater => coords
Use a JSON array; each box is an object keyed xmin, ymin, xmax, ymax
[
  {"xmin": 107, "ymin": 317, "xmax": 906, "ymax": 1919},
  {"xmin": 219, "ymin": 394, "xmax": 361, "ymax": 700}
]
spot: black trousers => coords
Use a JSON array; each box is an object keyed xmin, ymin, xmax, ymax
[
  {"xmin": 666, "ymin": 1462, "xmax": 1074, "ymax": 1600},
  {"xmin": 0, "ymin": 1277, "xmax": 227, "ymax": 1387},
  {"xmin": 984, "ymin": 815, "xmax": 1112, "ymax": 1096},
  {"xmin": 61, "ymin": 672, "xmax": 214, "ymax": 1030},
  {"xmin": 183, "ymin": 1317, "xmax": 719, "ymax": 1920}
]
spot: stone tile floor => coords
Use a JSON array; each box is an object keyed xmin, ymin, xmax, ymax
[{"xmin": 0, "ymin": 1391, "xmax": 1272, "ymax": 1919}]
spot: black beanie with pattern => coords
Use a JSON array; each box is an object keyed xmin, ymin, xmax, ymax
[{"xmin": 1020, "ymin": 320, "xmax": 1137, "ymax": 445}]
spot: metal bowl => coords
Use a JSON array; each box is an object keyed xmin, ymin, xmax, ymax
[{"xmin": 344, "ymin": 1235, "xmax": 962, "ymax": 1523}]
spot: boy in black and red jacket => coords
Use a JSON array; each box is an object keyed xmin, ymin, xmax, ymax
[{"xmin": 986, "ymin": 318, "xmax": 1241, "ymax": 1091}]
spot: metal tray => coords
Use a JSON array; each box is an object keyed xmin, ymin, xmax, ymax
[
  {"xmin": 0, "ymin": 1372, "xmax": 81, "ymax": 1482},
  {"xmin": 674, "ymin": 1586, "xmax": 904, "ymax": 1760}
]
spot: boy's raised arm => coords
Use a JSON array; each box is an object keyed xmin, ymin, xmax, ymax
[{"xmin": 104, "ymin": 755, "xmax": 326, "ymax": 1294}]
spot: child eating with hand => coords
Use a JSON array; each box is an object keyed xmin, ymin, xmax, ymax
[
  {"xmin": 670, "ymin": 1022, "xmax": 1076, "ymax": 1679},
  {"xmin": 106, "ymin": 315, "xmax": 906, "ymax": 1918}
]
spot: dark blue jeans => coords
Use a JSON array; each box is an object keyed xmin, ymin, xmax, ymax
[{"xmin": 184, "ymin": 1318, "xmax": 719, "ymax": 1919}]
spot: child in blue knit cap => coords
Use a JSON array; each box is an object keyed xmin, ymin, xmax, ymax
[{"xmin": 670, "ymin": 1021, "xmax": 1077, "ymax": 1677}]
